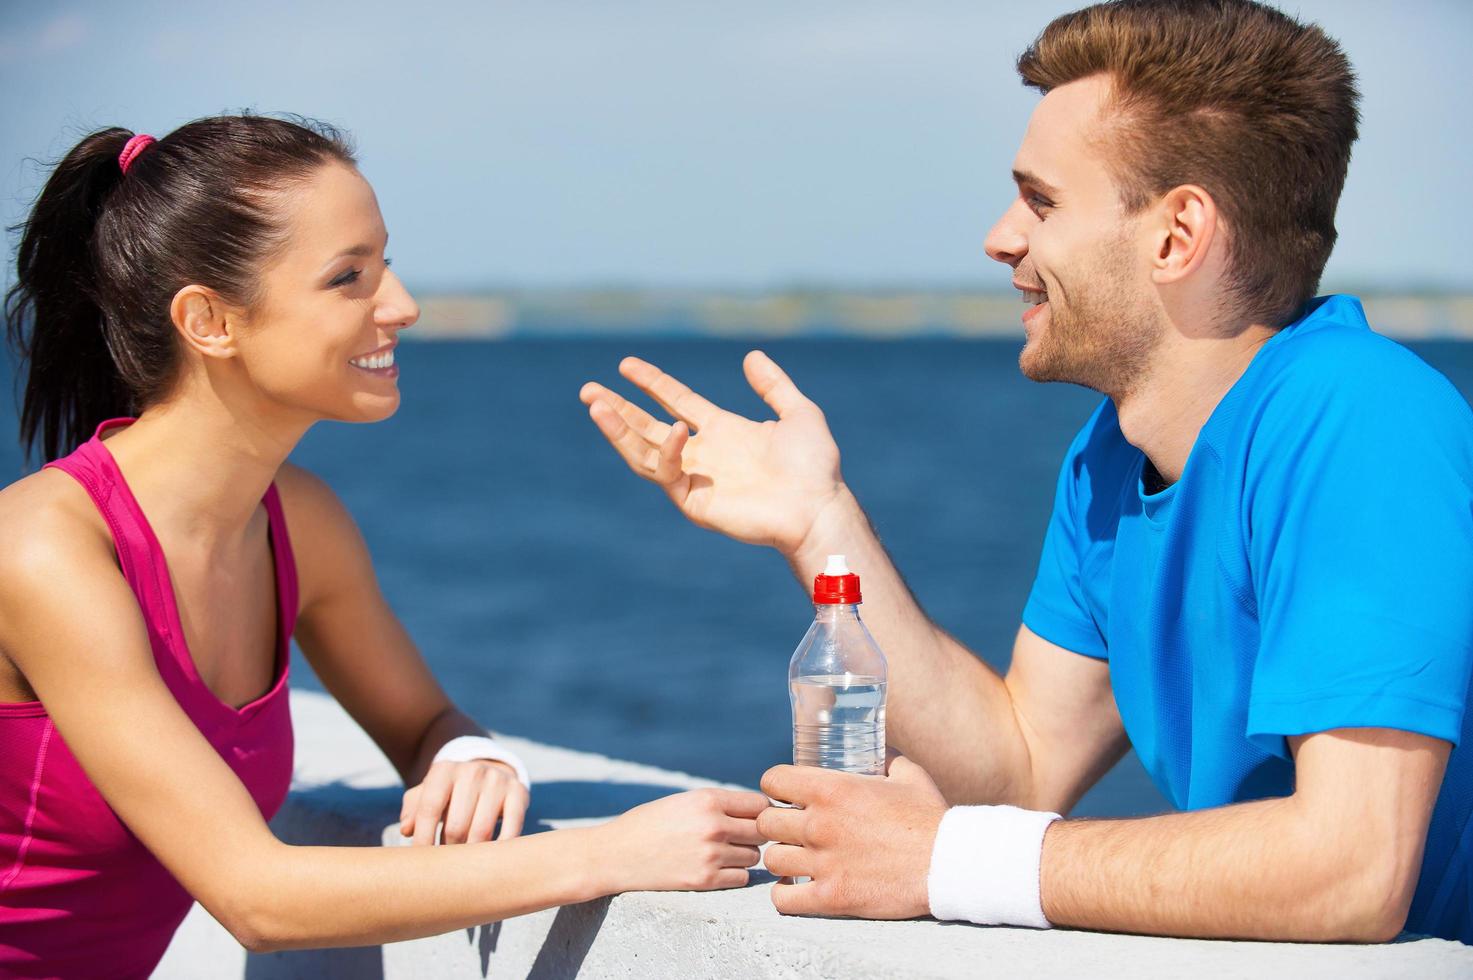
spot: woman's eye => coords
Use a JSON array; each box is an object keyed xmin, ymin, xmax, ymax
[
  {"xmin": 385, "ymin": 257, "xmax": 393, "ymax": 269},
  {"xmin": 330, "ymin": 268, "xmax": 362, "ymax": 288}
]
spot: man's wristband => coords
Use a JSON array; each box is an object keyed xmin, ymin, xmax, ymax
[
  {"xmin": 432, "ymin": 735, "xmax": 532, "ymax": 791},
  {"xmin": 927, "ymin": 804, "xmax": 1061, "ymax": 928}
]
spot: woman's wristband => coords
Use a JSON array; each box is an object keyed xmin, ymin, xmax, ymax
[
  {"xmin": 432, "ymin": 735, "xmax": 532, "ymax": 791},
  {"xmin": 927, "ymin": 804, "xmax": 1061, "ymax": 928}
]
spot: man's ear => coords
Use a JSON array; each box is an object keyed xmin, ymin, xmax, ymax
[
  {"xmin": 1149, "ymin": 184, "xmax": 1219, "ymax": 286},
  {"xmin": 169, "ymin": 285, "xmax": 237, "ymax": 360}
]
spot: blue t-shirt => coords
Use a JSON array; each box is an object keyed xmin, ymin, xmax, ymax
[{"xmin": 1022, "ymin": 295, "xmax": 1473, "ymax": 942}]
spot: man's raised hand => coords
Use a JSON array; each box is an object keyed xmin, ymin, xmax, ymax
[{"xmin": 579, "ymin": 351, "xmax": 845, "ymax": 555}]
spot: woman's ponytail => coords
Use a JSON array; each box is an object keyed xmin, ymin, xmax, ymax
[{"xmin": 5, "ymin": 127, "xmax": 136, "ymax": 462}]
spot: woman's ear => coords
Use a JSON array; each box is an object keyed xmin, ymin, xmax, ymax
[{"xmin": 169, "ymin": 285, "xmax": 237, "ymax": 360}]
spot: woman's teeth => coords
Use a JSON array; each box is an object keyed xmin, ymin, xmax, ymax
[{"xmin": 350, "ymin": 349, "xmax": 395, "ymax": 370}]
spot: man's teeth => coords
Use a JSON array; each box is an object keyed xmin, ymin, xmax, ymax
[
  {"xmin": 1017, "ymin": 288, "xmax": 1048, "ymax": 306},
  {"xmin": 350, "ymin": 349, "xmax": 395, "ymax": 370}
]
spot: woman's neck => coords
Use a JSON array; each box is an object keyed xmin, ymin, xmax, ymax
[{"xmin": 100, "ymin": 388, "xmax": 312, "ymax": 552}]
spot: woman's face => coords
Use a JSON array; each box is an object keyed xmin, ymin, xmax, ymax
[{"xmin": 234, "ymin": 162, "xmax": 419, "ymax": 424}]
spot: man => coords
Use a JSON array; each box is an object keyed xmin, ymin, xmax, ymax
[{"xmin": 579, "ymin": 0, "xmax": 1473, "ymax": 943}]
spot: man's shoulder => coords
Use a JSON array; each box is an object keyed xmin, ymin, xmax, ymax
[
  {"xmin": 1257, "ymin": 296, "xmax": 1466, "ymax": 412},
  {"xmin": 1224, "ymin": 297, "xmax": 1473, "ymax": 513}
]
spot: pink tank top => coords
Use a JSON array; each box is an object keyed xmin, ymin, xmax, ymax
[{"xmin": 0, "ymin": 420, "xmax": 297, "ymax": 979}]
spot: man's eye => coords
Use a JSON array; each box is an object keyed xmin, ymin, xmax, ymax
[
  {"xmin": 330, "ymin": 269, "xmax": 362, "ymax": 287},
  {"xmin": 1027, "ymin": 195, "xmax": 1053, "ymax": 216}
]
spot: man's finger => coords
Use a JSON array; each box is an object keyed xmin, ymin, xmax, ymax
[
  {"xmin": 581, "ymin": 382, "xmax": 673, "ymax": 444},
  {"xmin": 762, "ymin": 843, "xmax": 812, "ymax": 880},
  {"xmin": 771, "ymin": 879, "xmax": 828, "ymax": 917},
  {"xmin": 761, "ymin": 764, "xmax": 833, "ymax": 806},
  {"xmin": 587, "ymin": 400, "xmax": 665, "ymax": 482},
  {"xmin": 620, "ymin": 357, "xmax": 720, "ymax": 429},
  {"xmin": 885, "ymin": 753, "xmax": 929, "ymax": 785},
  {"xmin": 755, "ymin": 805, "xmax": 806, "ymax": 845},
  {"xmin": 651, "ymin": 421, "xmax": 690, "ymax": 486},
  {"xmin": 743, "ymin": 350, "xmax": 811, "ymax": 420}
]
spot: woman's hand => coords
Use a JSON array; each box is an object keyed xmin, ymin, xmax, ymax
[
  {"xmin": 400, "ymin": 759, "xmax": 529, "ymax": 845},
  {"xmin": 579, "ymin": 351, "xmax": 846, "ymax": 557},
  {"xmin": 597, "ymin": 788, "xmax": 769, "ymax": 893}
]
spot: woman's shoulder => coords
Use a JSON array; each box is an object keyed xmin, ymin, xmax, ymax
[
  {"xmin": 272, "ymin": 461, "xmax": 356, "ymax": 537},
  {"xmin": 0, "ymin": 468, "xmax": 115, "ymax": 577},
  {"xmin": 0, "ymin": 469, "xmax": 123, "ymax": 695},
  {"xmin": 271, "ymin": 462, "xmax": 376, "ymax": 611}
]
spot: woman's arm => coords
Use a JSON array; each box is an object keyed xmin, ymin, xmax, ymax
[
  {"xmin": 275, "ymin": 463, "xmax": 527, "ymax": 842},
  {"xmin": 0, "ymin": 489, "xmax": 765, "ymax": 952}
]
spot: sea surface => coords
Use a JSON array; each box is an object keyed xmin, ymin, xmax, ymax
[{"xmin": 6, "ymin": 337, "xmax": 1473, "ymax": 818}]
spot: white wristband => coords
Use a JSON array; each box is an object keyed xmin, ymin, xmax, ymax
[
  {"xmin": 927, "ymin": 804, "xmax": 1061, "ymax": 929},
  {"xmin": 432, "ymin": 735, "xmax": 532, "ymax": 792}
]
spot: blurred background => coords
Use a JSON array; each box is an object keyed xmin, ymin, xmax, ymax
[{"xmin": 3, "ymin": 1, "xmax": 1471, "ymax": 816}]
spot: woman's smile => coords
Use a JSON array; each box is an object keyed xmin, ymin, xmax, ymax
[{"xmin": 349, "ymin": 342, "xmax": 399, "ymax": 378}]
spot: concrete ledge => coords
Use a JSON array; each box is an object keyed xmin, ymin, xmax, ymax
[{"xmin": 155, "ymin": 690, "xmax": 1473, "ymax": 979}]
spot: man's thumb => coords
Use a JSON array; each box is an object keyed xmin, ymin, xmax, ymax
[{"xmin": 886, "ymin": 753, "xmax": 928, "ymax": 784}]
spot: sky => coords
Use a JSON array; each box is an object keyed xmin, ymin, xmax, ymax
[{"xmin": 1, "ymin": 0, "xmax": 1469, "ymax": 294}]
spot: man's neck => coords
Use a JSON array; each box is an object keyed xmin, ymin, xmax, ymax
[{"xmin": 1114, "ymin": 321, "xmax": 1277, "ymax": 485}]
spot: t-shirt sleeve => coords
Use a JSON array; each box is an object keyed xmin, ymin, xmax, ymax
[
  {"xmin": 1022, "ymin": 408, "xmax": 1110, "ymax": 660},
  {"xmin": 1246, "ymin": 348, "xmax": 1473, "ymax": 757}
]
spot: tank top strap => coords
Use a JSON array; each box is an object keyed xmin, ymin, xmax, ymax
[
  {"xmin": 42, "ymin": 419, "xmax": 301, "ymax": 692},
  {"xmin": 261, "ymin": 483, "xmax": 299, "ymax": 642},
  {"xmin": 43, "ymin": 420, "xmax": 180, "ymax": 656}
]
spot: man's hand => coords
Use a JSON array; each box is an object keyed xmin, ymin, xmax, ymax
[
  {"xmin": 757, "ymin": 756, "xmax": 948, "ymax": 919},
  {"xmin": 400, "ymin": 759, "xmax": 529, "ymax": 844},
  {"xmin": 579, "ymin": 351, "xmax": 845, "ymax": 556}
]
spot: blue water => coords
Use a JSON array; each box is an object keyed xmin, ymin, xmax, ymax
[{"xmin": 8, "ymin": 338, "xmax": 1473, "ymax": 818}]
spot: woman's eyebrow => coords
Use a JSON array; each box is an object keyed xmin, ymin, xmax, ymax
[{"xmin": 320, "ymin": 235, "xmax": 390, "ymax": 269}]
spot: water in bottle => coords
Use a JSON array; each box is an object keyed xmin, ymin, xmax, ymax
[{"xmin": 789, "ymin": 555, "xmax": 888, "ymax": 776}]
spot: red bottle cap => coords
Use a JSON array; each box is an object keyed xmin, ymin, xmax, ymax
[{"xmin": 813, "ymin": 554, "xmax": 862, "ymax": 605}]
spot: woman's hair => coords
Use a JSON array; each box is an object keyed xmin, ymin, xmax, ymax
[
  {"xmin": 4, "ymin": 114, "xmax": 356, "ymax": 462},
  {"xmin": 1017, "ymin": 0, "xmax": 1360, "ymax": 328}
]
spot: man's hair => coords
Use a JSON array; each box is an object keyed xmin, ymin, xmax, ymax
[{"xmin": 1018, "ymin": 0, "xmax": 1360, "ymax": 328}]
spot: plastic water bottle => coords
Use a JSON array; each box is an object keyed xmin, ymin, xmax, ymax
[{"xmin": 789, "ymin": 555, "xmax": 888, "ymax": 775}]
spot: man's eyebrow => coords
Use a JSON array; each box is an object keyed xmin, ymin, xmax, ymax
[{"xmin": 1012, "ymin": 169, "xmax": 1062, "ymax": 199}]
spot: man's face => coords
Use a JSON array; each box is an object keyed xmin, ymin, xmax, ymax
[{"xmin": 984, "ymin": 75, "xmax": 1162, "ymax": 397}]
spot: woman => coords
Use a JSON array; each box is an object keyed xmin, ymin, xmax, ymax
[{"xmin": 0, "ymin": 116, "xmax": 766, "ymax": 977}]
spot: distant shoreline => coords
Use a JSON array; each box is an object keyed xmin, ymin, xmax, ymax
[{"xmin": 403, "ymin": 289, "xmax": 1473, "ymax": 341}]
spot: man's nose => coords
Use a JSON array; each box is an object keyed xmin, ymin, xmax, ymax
[{"xmin": 984, "ymin": 199, "xmax": 1031, "ymax": 268}]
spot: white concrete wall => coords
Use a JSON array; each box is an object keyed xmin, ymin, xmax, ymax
[{"xmin": 155, "ymin": 690, "xmax": 1473, "ymax": 979}]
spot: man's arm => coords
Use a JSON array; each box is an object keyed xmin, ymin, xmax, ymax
[
  {"xmin": 760, "ymin": 726, "xmax": 1445, "ymax": 942},
  {"xmin": 1041, "ymin": 727, "xmax": 1446, "ymax": 941},
  {"xmin": 791, "ymin": 487, "xmax": 1128, "ymax": 810},
  {"xmin": 582, "ymin": 352, "xmax": 1126, "ymax": 811}
]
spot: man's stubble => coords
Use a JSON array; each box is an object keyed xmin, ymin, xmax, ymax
[{"xmin": 1019, "ymin": 228, "xmax": 1162, "ymax": 400}]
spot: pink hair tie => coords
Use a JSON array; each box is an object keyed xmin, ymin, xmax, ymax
[{"xmin": 118, "ymin": 134, "xmax": 156, "ymax": 175}]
